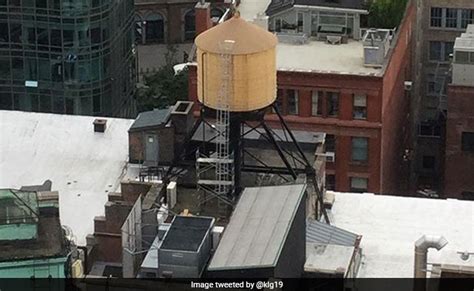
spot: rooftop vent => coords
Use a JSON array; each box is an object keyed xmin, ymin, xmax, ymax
[{"xmin": 93, "ymin": 119, "xmax": 107, "ymax": 133}]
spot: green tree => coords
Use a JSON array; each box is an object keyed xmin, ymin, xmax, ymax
[
  {"xmin": 367, "ymin": 0, "xmax": 409, "ymax": 29},
  {"xmin": 135, "ymin": 45, "xmax": 189, "ymax": 113}
]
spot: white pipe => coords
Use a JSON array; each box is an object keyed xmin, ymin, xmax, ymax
[{"xmin": 414, "ymin": 235, "xmax": 448, "ymax": 279}]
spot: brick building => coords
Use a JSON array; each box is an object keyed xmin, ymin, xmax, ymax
[
  {"xmin": 188, "ymin": 0, "xmax": 416, "ymax": 194},
  {"xmin": 444, "ymin": 26, "xmax": 474, "ymax": 200},
  {"xmin": 411, "ymin": 0, "xmax": 474, "ymax": 195}
]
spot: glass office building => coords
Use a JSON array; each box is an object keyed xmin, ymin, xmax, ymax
[{"xmin": 0, "ymin": 0, "xmax": 137, "ymax": 117}]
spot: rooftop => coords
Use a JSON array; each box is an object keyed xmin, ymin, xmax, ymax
[
  {"xmin": 330, "ymin": 192, "xmax": 474, "ymax": 277},
  {"xmin": 0, "ymin": 110, "xmax": 134, "ymax": 245},
  {"xmin": 306, "ymin": 218, "xmax": 359, "ymax": 246},
  {"xmin": 208, "ymin": 184, "xmax": 306, "ymax": 271},
  {"xmin": 305, "ymin": 243, "xmax": 355, "ymax": 276},
  {"xmin": 276, "ymin": 40, "xmax": 383, "ymax": 76},
  {"xmin": 266, "ymin": 0, "xmax": 368, "ymax": 16}
]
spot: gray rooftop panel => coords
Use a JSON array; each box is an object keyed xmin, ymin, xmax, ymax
[
  {"xmin": 306, "ymin": 218, "xmax": 359, "ymax": 246},
  {"xmin": 160, "ymin": 216, "xmax": 214, "ymax": 252},
  {"xmin": 208, "ymin": 184, "xmax": 306, "ymax": 270},
  {"xmin": 130, "ymin": 108, "xmax": 171, "ymax": 130}
]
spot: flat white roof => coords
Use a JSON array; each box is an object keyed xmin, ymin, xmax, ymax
[
  {"xmin": 330, "ymin": 192, "xmax": 474, "ymax": 277},
  {"xmin": 0, "ymin": 110, "xmax": 134, "ymax": 245},
  {"xmin": 277, "ymin": 40, "xmax": 383, "ymax": 76}
]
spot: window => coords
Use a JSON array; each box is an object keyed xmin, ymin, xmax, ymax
[
  {"xmin": 326, "ymin": 175, "xmax": 335, "ymax": 190},
  {"xmin": 325, "ymin": 134, "xmax": 335, "ymax": 153},
  {"xmin": 422, "ymin": 155, "xmax": 435, "ymax": 169},
  {"xmin": 297, "ymin": 12, "xmax": 303, "ymax": 33},
  {"xmin": 184, "ymin": 10, "xmax": 195, "ymax": 41},
  {"xmin": 275, "ymin": 18, "xmax": 282, "ymax": 32},
  {"xmin": 353, "ymin": 94, "xmax": 367, "ymax": 119},
  {"xmin": 445, "ymin": 8, "xmax": 458, "ymax": 28},
  {"xmin": 311, "ymin": 91, "xmax": 322, "ymax": 116},
  {"xmin": 145, "ymin": 13, "xmax": 164, "ymax": 43},
  {"xmin": 461, "ymin": 9, "xmax": 474, "ymax": 29},
  {"xmin": 0, "ymin": 22, "xmax": 8, "ymax": 42},
  {"xmin": 427, "ymin": 74, "xmax": 446, "ymax": 96},
  {"xmin": 273, "ymin": 89, "xmax": 284, "ymax": 113},
  {"xmin": 462, "ymin": 191, "xmax": 474, "ymax": 200},
  {"xmin": 429, "ymin": 41, "xmax": 452, "ymax": 62},
  {"xmin": 327, "ymin": 92, "xmax": 339, "ymax": 117},
  {"xmin": 430, "ymin": 7, "xmax": 442, "ymax": 27},
  {"xmin": 462, "ymin": 132, "xmax": 474, "ymax": 152},
  {"xmin": 135, "ymin": 15, "xmax": 143, "ymax": 44},
  {"xmin": 351, "ymin": 137, "xmax": 368, "ymax": 162},
  {"xmin": 287, "ymin": 89, "xmax": 298, "ymax": 115},
  {"xmin": 350, "ymin": 177, "xmax": 368, "ymax": 193}
]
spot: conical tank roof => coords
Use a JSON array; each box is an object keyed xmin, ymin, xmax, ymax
[{"xmin": 195, "ymin": 14, "xmax": 278, "ymax": 55}]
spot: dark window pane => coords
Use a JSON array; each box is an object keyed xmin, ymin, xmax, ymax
[
  {"xmin": 0, "ymin": 92, "xmax": 12, "ymax": 109},
  {"xmin": 39, "ymin": 95, "xmax": 51, "ymax": 112},
  {"xmin": 51, "ymin": 29, "xmax": 62, "ymax": 46},
  {"xmin": 93, "ymin": 94, "xmax": 100, "ymax": 113},
  {"xmin": 0, "ymin": 57, "xmax": 10, "ymax": 79},
  {"xmin": 91, "ymin": 27, "xmax": 101, "ymax": 44},
  {"xmin": 63, "ymin": 29, "xmax": 73, "ymax": 46},
  {"xmin": 326, "ymin": 134, "xmax": 335, "ymax": 152},
  {"xmin": 352, "ymin": 137, "xmax": 368, "ymax": 162},
  {"xmin": 422, "ymin": 156, "xmax": 435, "ymax": 169},
  {"xmin": 350, "ymin": 177, "xmax": 368, "ymax": 193},
  {"xmin": 25, "ymin": 58, "xmax": 37, "ymax": 80},
  {"xmin": 326, "ymin": 174, "xmax": 335, "ymax": 190},
  {"xmin": 287, "ymin": 89, "xmax": 298, "ymax": 115},
  {"xmin": 10, "ymin": 23, "xmax": 22, "ymax": 43},
  {"xmin": 37, "ymin": 28, "xmax": 48, "ymax": 45},
  {"xmin": 38, "ymin": 59, "xmax": 51, "ymax": 81},
  {"xmin": 462, "ymin": 132, "xmax": 474, "ymax": 152},
  {"xmin": 311, "ymin": 91, "xmax": 322, "ymax": 116},
  {"xmin": 0, "ymin": 22, "xmax": 9, "ymax": 42},
  {"xmin": 11, "ymin": 58, "xmax": 23, "ymax": 79},
  {"xmin": 184, "ymin": 10, "xmax": 195, "ymax": 40},
  {"xmin": 327, "ymin": 92, "xmax": 339, "ymax": 117},
  {"xmin": 430, "ymin": 7, "xmax": 442, "ymax": 27}
]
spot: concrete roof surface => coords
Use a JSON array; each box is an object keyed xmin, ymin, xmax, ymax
[
  {"xmin": 277, "ymin": 40, "xmax": 383, "ymax": 76},
  {"xmin": 330, "ymin": 192, "xmax": 474, "ymax": 277},
  {"xmin": 0, "ymin": 110, "xmax": 134, "ymax": 245},
  {"xmin": 208, "ymin": 184, "xmax": 306, "ymax": 270}
]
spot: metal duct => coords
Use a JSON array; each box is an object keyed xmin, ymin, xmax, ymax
[{"xmin": 413, "ymin": 235, "xmax": 448, "ymax": 290}]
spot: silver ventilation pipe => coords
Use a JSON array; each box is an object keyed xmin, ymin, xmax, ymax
[{"xmin": 413, "ymin": 235, "xmax": 448, "ymax": 291}]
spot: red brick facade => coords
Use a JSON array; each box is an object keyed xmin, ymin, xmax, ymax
[{"xmin": 445, "ymin": 85, "xmax": 474, "ymax": 199}]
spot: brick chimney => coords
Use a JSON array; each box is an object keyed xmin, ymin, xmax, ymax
[{"xmin": 195, "ymin": 1, "xmax": 213, "ymax": 36}]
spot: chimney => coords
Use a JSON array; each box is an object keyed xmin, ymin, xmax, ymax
[
  {"xmin": 93, "ymin": 119, "xmax": 107, "ymax": 133},
  {"xmin": 195, "ymin": 1, "xmax": 213, "ymax": 36}
]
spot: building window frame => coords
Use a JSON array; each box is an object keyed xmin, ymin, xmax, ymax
[
  {"xmin": 326, "ymin": 91, "xmax": 339, "ymax": 117},
  {"xmin": 353, "ymin": 93, "xmax": 367, "ymax": 120},
  {"xmin": 287, "ymin": 89, "xmax": 299, "ymax": 115},
  {"xmin": 311, "ymin": 90, "xmax": 323, "ymax": 116},
  {"xmin": 351, "ymin": 137, "xmax": 368, "ymax": 163},
  {"xmin": 350, "ymin": 177, "xmax": 368, "ymax": 193},
  {"xmin": 461, "ymin": 132, "xmax": 474, "ymax": 152}
]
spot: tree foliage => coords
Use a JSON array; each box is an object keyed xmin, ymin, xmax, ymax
[
  {"xmin": 367, "ymin": 0, "xmax": 409, "ymax": 29},
  {"xmin": 135, "ymin": 45, "xmax": 189, "ymax": 113}
]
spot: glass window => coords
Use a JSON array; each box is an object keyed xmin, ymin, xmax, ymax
[
  {"xmin": 311, "ymin": 90, "xmax": 322, "ymax": 116},
  {"xmin": 51, "ymin": 62, "xmax": 62, "ymax": 82},
  {"xmin": 350, "ymin": 177, "xmax": 368, "ymax": 193},
  {"xmin": 39, "ymin": 95, "xmax": 51, "ymax": 112},
  {"xmin": 287, "ymin": 89, "xmax": 298, "ymax": 115},
  {"xmin": 445, "ymin": 8, "xmax": 458, "ymax": 28},
  {"xmin": 429, "ymin": 41, "xmax": 442, "ymax": 61},
  {"xmin": 275, "ymin": 18, "xmax": 281, "ymax": 32},
  {"xmin": 10, "ymin": 23, "xmax": 22, "ymax": 43},
  {"xmin": 444, "ymin": 42, "xmax": 454, "ymax": 61},
  {"xmin": 38, "ymin": 59, "xmax": 51, "ymax": 81},
  {"xmin": 93, "ymin": 94, "xmax": 101, "ymax": 113},
  {"xmin": 0, "ymin": 92, "xmax": 12, "ymax": 110},
  {"xmin": 37, "ymin": 28, "xmax": 48, "ymax": 45},
  {"xmin": 0, "ymin": 22, "xmax": 9, "ymax": 42},
  {"xmin": 0, "ymin": 57, "xmax": 10, "ymax": 79},
  {"xmin": 11, "ymin": 58, "xmax": 23, "ymax": 80},
  {"xmin": 353, "ymin": 94, "xmax": 367, "ymax": 119},
  {"xmin": 184, "ymin": 10, "xmax": 195, "ymax": 41},
  {"xmin": 91, "ymin": 58, "xmax": 100, "ymax": 81},
  {"xmin": 352, "ymin": 137, "xmax": 368, "ymax": 162},
  {"xmin": 63, "ymin": 29, "xmax": 74, "ymax": 46},
  {"xmin": 91, "ymin": 27, "xmax": 101, "ymax": 44},
  {"xmin": 297, "ymin": 12, "xmax": 303, "ymax": 33},
  {"xmin": 462, "ymin": 132, "xmax": 474, "ymax": 152},
  {"xmin": 50, "ymin": 29, "xmax": 62, "ymax": 46},
  {"xmin": 327, "ymin": 92, "xmax": 339, "ymax": 117},
  {"xmin": 80, "ymin": 97, "xmax": 92, "ymax": 115},
  {"xmin": 25, "ymin": 58, "xmax": 37, "ymax": 80},
  {"xmin": 461, "ymin": 9, "xmax": 474, "ymax": 29},
  {"xmin": 26, "ymin": 27, "xmax": 36, "ymax": 44},
  {"xmin": 456, "ymin": 51, "xmax": 469, "ymax": 64},
  {"xmin": 134, "ymin": 15, "xmax": 143, "ymax": 44},
  {"xmin": 326, "ymin": 174, "xmax": 335, "ymax": 190},
  {"xmin": 325, "ymin": 134, "xmax": 335, "ymax": 153},
  {"xmin": 145, "ymin": 14, "xmax": 164, "ymax": 43},
  {"xmin": 430, "ymin": 7, "xmax": 442, "ymax": 27}
]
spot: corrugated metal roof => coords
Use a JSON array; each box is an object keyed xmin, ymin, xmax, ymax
[
  {"xmin": 306, "ymin": 218, "xmax": 358, "ymax": 246},
  {"xmin": 208, "ymin": 184, "xmax": 306, "ymax": 270},
  {"xmin": 130, "ymin": 108, "xmax": 170, "ymax": 130}
]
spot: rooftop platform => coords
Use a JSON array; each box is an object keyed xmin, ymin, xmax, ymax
[
  {"xmin": 160, "ymin": 216, "xmax": 214, "ymax": 252},
  {"xmin": 0, "ymin": 110, "xmax": 134, "ymax": 245},
  {"xmin": 277, "ymin": 40, "xmax": 384, "ymax": 76},
  {"xmin": 330, "ymin": 192, "xmax": 474, "ymax": 277}
]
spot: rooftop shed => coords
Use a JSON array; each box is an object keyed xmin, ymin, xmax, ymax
[{"xmin": 207, "ymin": 184, "xmax": 307, "ymax": 278}]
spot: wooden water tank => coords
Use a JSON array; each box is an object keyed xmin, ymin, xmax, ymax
[{"xmin": 195, "ymin": 14, "xmax": 278, "ymax": 112}]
